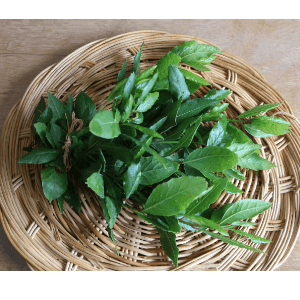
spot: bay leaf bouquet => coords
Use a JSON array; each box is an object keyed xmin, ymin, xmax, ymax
[{"xmin": 19, "ymin": 41, "xmax": 290, "ymax": 267}]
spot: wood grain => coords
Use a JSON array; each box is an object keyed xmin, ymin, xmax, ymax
[{"xmin": 0, "ymin": 19, "xmax": 299, "ymax": 271}]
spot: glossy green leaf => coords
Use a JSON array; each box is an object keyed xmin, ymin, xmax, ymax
[
  {"xmin": 19, "ymin": 148, "xmax": 62, "ymax": 164},
  {"xmin": 223, "ymin": 168, "xmax": 245, "ymax": 181},
  {"xmin": 136, "ymin": 65, "xmax": 157, "ymax": 83},
  {"xmin": 164, "ymin": 216, "xmax": 182, "ymax": 233},
  {"xmin": 106, "ymin": 78, "xmax": 127, "ymax": 104},
  {"xmin": 226, "ymin": 142, "xmax": 262, "ymax": 158},
  {"xmin": 41, "ymin": 167, "xmax": 68, "ymax": 201},
  {"xmin": 207, "ymin": 114, "xmax": 227, "ymax": 146},
  {"xmin": 179, "ymin": 68, "xmax": 210, "ymax": 94},
  {"xmin": 238, "ymin": 153, "xmax": 276, "ymax": 171},
  {"xmin": 225, "ymin": 182, "xmax": 243, "ymax": 194},
  {"xmin": 123, "ymin": 72, "xmax": 136, "ymax": 101},
  {"xmin": 211, "ymin": 199, "xmax": 272, "ymax": 225},
  {"xmin": 185, "ymin": 178, "xmax": 228, "ymax": 215},
  {"xmin": 121, "ymin": 94, "xmax": 134, "ymax": 122},
  {"xmin": 140, "ymin": 156, "xmax": 179, "ymax": 185},
  {"xmin": 168, "ymin": 64, "xmax": 190, "ymax": 102},
  {"xmin": 106, "ymin": 196, "xmax": 122, "ymax": 228},
  {"xmin": 243, "ymin": 123, "xmax": 274, "ymax": 138},
  {"xmin": 47, "ymin": 91, "xmax": 70, "ymax": 123},
  {"xmin": 66, "ymin": 94, "xmax": 74, "ymax": 115},
  {"xmin": 117, "ymin": 59, "xmax": 127, "ymax": 82},
  {"xmin": 75, "ymin": 92, "xmax": 97, "ymax": 123},
  {"xmin": 123, "ymin": 123, "xmax": 163, "ymax": 139},
  {"xmin": 231, "ymin": 229, "xmax": 270, "ymax": 244},
  {"xmin": 249, "ymin": 116, "xmax": 290, "ymax": 136},
  {"xmin": 135, "ymin": 73, "xmax": 158, "ymax": 108},
  {"xmin": 137, "ymin": 92, "xmax": 159, "ymax": 112},
  {"xmin": 226, "ymin": 123, "xmax": 252, "ymax": 144},
  {"xmin": 157, "ymin": 52, "xmax": 181, "ymax": 80},
  {"xmin": 185, "ymin": 146, "xmax": 238, "ymax": 172},
  {"xmin": 156, "ymin": 227, "xmax": 179, "ymax": 267},
  {"xmin": 237, "ymin": 103, "xmax": 281, "ymax": 118},
  {"xmin": 86, "ymin": 172, "xmax": 104, "ymax": 198},
  {"xmin": 184, "ymin": 60, "xmax": 210, "ymax": 72},
  {"xmin": 230, "ymin": 221, "xmax": 257, "ymax": 227},
  {"xmin": 34, "ymin": 122, "xmax": 47, "ymax": 144},
  {"xmin": 143, "ymin": 177, "xmax": 207, "ymax": 216},
  {"xmin": 37, "ymin": 108, "xmax": 53, "ymax": 124},
  {"xmin": 90, "ymin": 110, "xmax": 121, "ymax": 139},
  {"xmin": 136, "ymin": 212, "xmax": 169, "ymax": 231},
  {"xmin": 132, "ymin": 43, "xmax": 143, "ymax": 75},
  {"xmin": 101, "ymin": 142, "xmax": 134, "ymax": 164},
  {"xmin": 124, "ymin": 160, "xmax": 142, "ymax": 198}
]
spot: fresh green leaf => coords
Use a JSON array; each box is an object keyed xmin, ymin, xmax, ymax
[
  {"xmin": 37, "ymin": 108, "xmax": 53, "ymax": 124},
  {"xmin": 19, "ymin": 148, "xmax": 62, "ymax": 164},
  {"xmin": 156, "ymin": 227, "xmax": 179, "ymax": 267},
  {"xmin": 41, "ymin": 167, "xmax": 68, "ymax": 201},
  {"xmin": 86, "ymin": 172, "xmax": 104, "ymax": 198},
  {"xmin": 136, "ymin": 212, "xmax": 169, "ymax": 231},
  {"xmin": 57, "ymin": 196, "xmax": 64, "ymax": 214},
  {"xmin": 143, "ymin": 177, "xmax": 207, "ymax": 216},
  {"xmin": 226, "ymin": 142, "xmax": 262, "ymax": 158},
  {"xmin": 243, "ymin": 123, "xmax": 274, "ymax": 138},
  {"xmin": 164, "ymin": 216, "xmax": 182, "ymax": 233},
  {"xmin": 33, "ymin": 97, "xmax": 46, "ymax": 124},
  {"xmin": 168, "ymin": 64, "xmax": 190, "ymax": 102},
  {"xmin": 136, "ymin": 65, "xmax": 157, "ymax": 83},
  {"xmin": 157, "ymin": 52, "xmax": 181, "ymax": 80},
  {"xmin": 140, "ymin": 156, "xmax": 179, "ymax": 185},
  {"xmin": 123, "ymin": 123, "xmax": 164, "ymax": 139},
  {"xmin": 106, "ymin": 196, "xmax": 122, "ymax": 228},
  {"xmin": 47, "ymin": 91, "xmax": 70, "ymax": 123},
  {"xmin": 124, "ymin": 159, "xmax": 142, "ymax": 198},
  {"xmin": 211, "ymin": 199, "xmax": 272, "ymax": 225},
  {"xmin": 225, "ymin": 182, "xmax": 243, "ymax": 194},
  {"xmin": 179, "ymin": 68, "xmax": 210, "ymax": 94},
  {"xmin": 238, "ymin": 153, "xmax": 276, "ymax": 171},
  {"xmin": 34, "ymin": 122, "xmax": 48, "ymax": 144},
  {"xmin": 226, "ymin": 123, "xmax": 252, "ymax": 144},
  {"xmin": 231, "ymin": 221, "xmax": 257, "ymax": 227},
  {"xmin": 185, "ymin": 178, "xmax": 228, "ymax": 215},
  {"xmin": 184, "ymin": 61, "xmax": 211, "ymax": 72},
  {"xmin": 223, "ymin": 168, "xmax": 245, "ymax": 181},
  {"xmin": 117, "ymin": 59, "xmax": 127, "ymax": 82},
  {"xmin": 75, "ymin": 92, "xmax": 97, "ymax": 123},
  {"xmin": 237, "ymin": 103, "xmax": 282, "ymax": 118},
  {"xmin": 66, "ymin": 94, "xmax": 74, "ymax": 115},
  {"xmin": 185, "ymin": 146, "xmax": 238, "ymax": 172},
  {"xmin": 249, "ymin": 116, "xmax": 290, "ymax": 136},
  {"xmin": 231, "ymin": 229, "xmax": 270, "ymax": 244},
  {"xmin": 90, "ymin": 110, "xmax": 121, "ymax": 139},
  {"xmin": 122, "ymin": 94, "xmax": 134, "ymax": 122},
  {"xmin": 101, "ymin": 141, "xmax": 134, "ymax": 164},
  {"xmin": 132, "ymin": 43, "xmax": 144, "ymax": 75},
  {"xmin": 207, "ymin": 114, "xmax": 227, "ymax": 146},
  {"xmin": 123, "ymin": 72, "xmax": 136, "ymax": 101},
  {"xmin": 137, "ymin": 92, "xmax": 159, "ymax": 112}
]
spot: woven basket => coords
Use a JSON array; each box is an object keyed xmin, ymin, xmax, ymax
[{"xmin": 1, "ymin": 30, "xmax": 300, "ymax": 271}]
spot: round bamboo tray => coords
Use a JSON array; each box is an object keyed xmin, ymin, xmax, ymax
[{"xmin": 1, "ymin": 30, "xmax": 300, "ymax": 271}]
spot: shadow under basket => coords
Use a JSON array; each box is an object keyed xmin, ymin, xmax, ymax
[{"xmin": 1, "ymin": 30, "xmax": 300, "ymax": 271}]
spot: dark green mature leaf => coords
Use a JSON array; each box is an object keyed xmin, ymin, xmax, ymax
[
  {"xmin": 159, "ymin": 100, "xmax": 182, "ymax": 133},
  {"xmin": 185, "ymin": 178, "xmax": 228, "ymax": 215},
  {"xmin": 66, "ymin": 94, "xmax": 74, "ymax": 115},
  {"xmin": 86, "ymin": 172, "xmax": 104, "ymax": 198},
  {"xmin": 137, "ymin": 92, "xmax": 159, "ymax": 112},
  {"xmin": 50, "ymin": 121, "xmax": 66, "ymax": 148},
  {"xmin": 231, "ymin": 229, "xmax": 270, "ymax": 244},
  {"xmin": 47, "ymin": 91, "xmax": 70, "ymax": 123},
  {"xmin": 238, "ymin": 153, "xmax": 276, "ymax": 171},
  {"xmin": 140, "ymin": 156, "xmax": 179, "ymax": 185},
  {"xmin": 106, "ymin": 196, "xmax": 122, "ymax": 228},
  {"xmin": 164, "ymin": 216, "xmax": 182, "ymax": 233},
  {"xmin": 33, "ymin": 96, "xmax": 46, "ymax": 124},
  {"xmin": 122, "ymin": 94, "xmax": 134, "ymax": 122},
  {"xmin": 207, "ymin": 114, "xmax": 227, "ymax": 147},
  {"xmin": 226, "ymin": 142, "xmax": 262, "ymax": 158},
  {"xmin": 202, "ymin": 103, "xmax": 229, "ymax": 122},
  {"xmin": 225, "ymin": 182, "xmax": 243, "ymax": 194},
  {"xmin": 185, "ymin": 146, "xmax": 238, "ymax": 172},
  {"xmin": 123, "ymin": 123, "xmax": 164, "ymax": 139},
  {"xmin": 75, "ymin": 92, "xmax": 97, "ymax": 123},
  {"xmin": 136, "ymin": 212, "xmax": 170, "ymax": 231},
  {"xmin": 249, "ymin": 116, "xmax": 290, "ymax": 136},
  {"xmin": 135, "ymin": 73, "xmax": 159, "ymax": 108},
  {"xmin": 157, "ymin": 52, "xmax": 181, "ymax": 80},
  {"xmin": 202, "ymin": 229, "xmax": 264, "ymax": 253},
  {"xmin": 143, "ymin": 177, "xmax": 207, "ymax": 216},
  {"xmin": 106, "ymin": 78, "xmax": 127, "ymax": 104},
  {"xmin": 156, "ymin": 227, "xmax": 179, "ymax": 267},
  {"xmin": 179, "ymin": 68, "xmax": 210, "ymax": 94},
  {"xmin": 37, "ymin": 108, "xmax": 53, "ymax": 124},
  {"xmin": 124, "ymin": 159, "xmax": 142, "ymax": 198},
  {"xmin": 123, "ymin": 72, "xmax": 136, "ymax": 101},
  {"xmin": 164, "ymin": 117, "xmax": 198, "ymax": 141},
  {"xmin": 46, "ymin": 155, "xmax": 65, "ymax": 172},
  {"xmin": 19, "ymin": 148, "xmax": 62, "ymax": 164},
  {"xmin": 57, "ymin": 196, "xmax": 64, "ymax": 214},
  {"xmin": 101, "ymin": 142, "xmax": 134, "ymax": 164},
  {"xmin": 132, "ymin": 43, "xmax": 144, "ymax": 75},
  {"xmin": 211, "ymin": 199, "xmax": 272, "ymax": 225},
  {"xmin": 41, "ymin": 167, "xmax": 68, "ymax": 201},
  {"xmin": 133, "ymin": 136, "xmax": 153, "ymax": 160},
  {"xmin": 117, "ymin": 59, "xmax": 127, "ymax": 82},
  {"xmin": 34, "ymin": 122, "xmax": 47, "ymax": 144},
  {"xmin": 136, "ymin": 65, "xmax": 157, "ymax": 83},
  {"xmin": 168, "ymin": 64, "xmax": 190, "ymax": 102},
  {"xmin": 243, "ymin": 123, "xmax": 274, "ymax": 138},
  {"xmin": 104, "ymin": 175, "xmax": 122, "ymax": 202},
  {"xmin": 122, "ymin": 134, "xmax": 168, "ymax": 168},
  {"xmin": 237, "ymin": 103, "xmax": 281, "ymax": 118},
  {"xmin": 163, "ymin": 116, "xmax": 202, "ymax": 157},
  {"xmin": 185, "ymin": 215, "xmax": 229, "ymax": 236},
  {"xmin": 90, "ymin": 110, "xmax": 121, "ymax": 139},
  {"xmin": 223, "ymin": 168, "xmax": 245, "ymax": 181}
]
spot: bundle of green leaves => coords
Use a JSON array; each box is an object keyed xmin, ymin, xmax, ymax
[{"xmin": 19, "ymin": 41, "xmax": 291, "ymax": 267}]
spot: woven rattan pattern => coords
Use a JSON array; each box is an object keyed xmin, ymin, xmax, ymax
[{"xmin": 1, "ymin": 31, "xmax": 300, "ymax": 271}]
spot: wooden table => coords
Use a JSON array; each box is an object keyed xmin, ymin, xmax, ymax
[{"xmin": 0, "ymin": 19, "xmax": 299, "ymax": 271}]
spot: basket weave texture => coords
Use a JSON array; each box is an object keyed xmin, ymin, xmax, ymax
[{"xmin": 1, "ymin": 31, "xmax": 300, "ymax": 271}]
